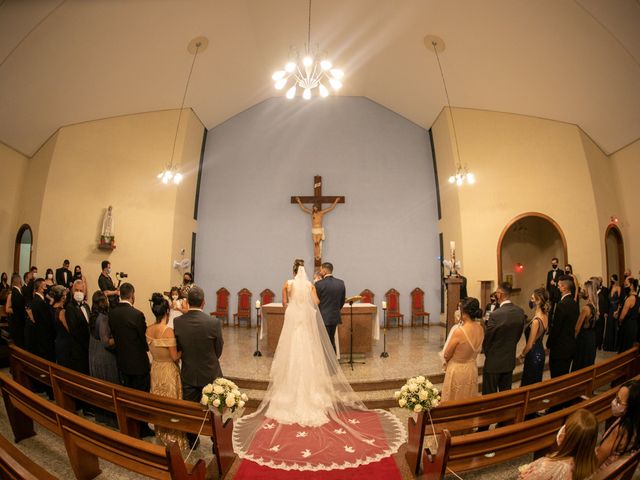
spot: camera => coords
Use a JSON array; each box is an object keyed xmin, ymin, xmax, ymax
[{"xmin": 116, "ymin": 272, "xmax": 128, "ymax": 278}]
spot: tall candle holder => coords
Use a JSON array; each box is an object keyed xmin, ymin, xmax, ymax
[
  {"xmin": 253, "ymin": 302, "xmax": 262, "ymax": 357},
  {"xmin": 380, "ymin": 301, "xmax": 389, "ymax": 358}
]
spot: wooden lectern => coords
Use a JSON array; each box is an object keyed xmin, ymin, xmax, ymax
[{"xmin": 445, "ymin": 276, "xmax": 463, "ymax": 337}]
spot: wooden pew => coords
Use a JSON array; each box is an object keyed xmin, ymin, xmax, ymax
[
  {"xmin": 0, "ymin": 372, "xmax": 205, "ymax": 480},
  {"xmin": 406, "ymin": 346, "xmax": 639, "ymax": 474},
  {"xmin": 9, "ymin": 345, "xmax": 236, "ymax": 478},
  {"xmin": 592, "ymin": 449, "xmax": 640, "ymax": 480},
  {"xmin": 0, "ymin": 432, "xmax": 57, "ymax": 480},
  {"xmin": 422, "ymin": 381, "xmax": 622, "ymax": 479}
]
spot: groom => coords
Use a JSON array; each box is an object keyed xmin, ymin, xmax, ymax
[{"xmin": 315, "ymin": 262, "xmax": 346, "ymax": 353}]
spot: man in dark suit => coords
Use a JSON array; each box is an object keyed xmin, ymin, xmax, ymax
[
  {"xmin": 546, "ymin": 257, "xmax": 562, "ymax": 322},
  {"xmin": 595, "ymin": 277, "xmax": 609, "ymax": 350},
  {"xmin": 314, "ymin": 262, "xmax": 346, "ymax": 353},
  {"xmin": 55, "ymin": 259, "xmax": 73, "ymax": 288},
  {"xmin": 108, "ymin": 282, "xmax": 149, "ymax": 390},
  {"xmin": 174, "ymin": 285, "xmax": 223, "ymax": 447},
  {"xmin": 65, "ymin": 279, "xmax": 91, "ymax": 374},
  {"xmin": 482, "ymin": 282, "xmax": 525, "ymax": 395},
  {"xmin": 31, "ymin": 278, "xmax": 55, "ymax": 361},
  {"xmin": 7, "ymin": 273, "xmax": 27, "ymax": 348},
  {"xmin": 547, "ymin": 275, "xmax": 579, "ymax": 377}
]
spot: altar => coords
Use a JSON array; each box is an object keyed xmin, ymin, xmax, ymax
[{"xmin": 261, "ymin": 303, "xmax": 380, "ymax": 355}]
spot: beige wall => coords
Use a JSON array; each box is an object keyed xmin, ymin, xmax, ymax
[
  {"xmin": 434, "ymin": 108, "xmax": 614, "ymax": 301},
  {"xmin": 0, "ymin": 142, "xmax": 29, "ymax": 274},
  {"xmin": 611, "ymin": 138, "xmax": 640, "ymax": 273},
  {"xmin": 9, "ymin": 109, "xmax": 203, "ymax": 320}
]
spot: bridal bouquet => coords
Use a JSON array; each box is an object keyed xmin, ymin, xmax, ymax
[
  {"xmin": 201, "ymin": 378, "xmax": 248, "ymax": 418},
  {"xmin": 394, "ymin": 375, "xmax": 440, "ymax": 413}
]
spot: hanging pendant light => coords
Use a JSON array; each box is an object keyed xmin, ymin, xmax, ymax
[
  {"xmin": 271, "ymin": 0, "xmax": 344, "ymax": 100},
  {"xmin": 157, "ymin": 36, "xmax": 207, "ymax": 185}
]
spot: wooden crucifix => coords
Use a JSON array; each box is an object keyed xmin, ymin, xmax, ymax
[{"xmin": 291, "ymin": 175, "xmax": 345, "ymax": 268}]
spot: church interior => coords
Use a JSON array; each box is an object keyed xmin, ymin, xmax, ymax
[{"xmin": 1, "ymin": 1, "xmax": 639, "ymax": 479}]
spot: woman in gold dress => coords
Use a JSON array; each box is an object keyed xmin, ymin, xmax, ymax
[{"xmin": 147, "ymin": 293, "xmax": 188, "ymax": 450}]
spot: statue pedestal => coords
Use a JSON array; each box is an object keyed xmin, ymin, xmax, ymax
[
  {"xmin": 98, "ymin": 237, "xmax": 116, "ymax": 251},
  {"xmin": 445, "ymin": 276, "xmax": 463, "ymax": 337}
]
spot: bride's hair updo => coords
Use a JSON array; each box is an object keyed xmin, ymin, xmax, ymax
[
  {"xmin": 293, "ymin": 259, "xmax": 304, "ymax": 275},
  {"xmin": 151, "ymin": 292, "xmax": 169, "ymax": 322},
  {"xmin": 461, "ymin": 297, "xmax": 483, "ymax": 320}
]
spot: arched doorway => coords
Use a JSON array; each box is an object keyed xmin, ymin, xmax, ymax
[
  {"xmin": 605, "ymin": 224, "xmax": 624, "ymax": 282},
  {"xmin": 497, "ymin": 213, "xmax": 567, "ymax": 309},
  {"xmin": 13, "ymin": 224, "xmax": 33, "ymax": 276}
]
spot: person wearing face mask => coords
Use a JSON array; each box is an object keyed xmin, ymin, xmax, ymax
[
  {"xmin": 43, "ymin": 268, "xmax": 55, "ymax": 294},
  {"xmin": 518, "ymin": 409, "xmax": 598, "ymax": 479},
  {"xmin": 0, "ymin": 272, "xmax": 9, "ymax": 323},
  {"xmin": 547, "ymin": 276, "xmax": 579, "ymax": 378},
  {"xmin": 22, "ymin": 267, "xmax": 37, "ymax": 306},
  {"xmin": 52, "ymin": 285, "xmax": 72, "ymax": 368},
  {"xmin": 564, "ymin": 264, "xmax": 579, "ymax": 303},
  {"xmin": 572, "ymin": 280, "xmax": 598, "ymax": 371},
  {"xmin": 0, "ymin": 272, "xmax": 9, "ymax": 291},
  {"xmin": 31, "ymin": 277, "xmax": 56, "ymax": 361},
  {"xmin": 594, "ymin": 277, "xmax": 609, "ymax": 351},
  {"xmin": 64, "ymin": 280, "xmax": 91, "ymax": 374},
  {"xmin": 616, "ymin": 278, "xmax": 639, "ymax": 353},
  {"xmin": 546, "ymin": 257, "xmax": 562, "ymax": 320},
  {"xmin": 482, "ymin": 283, "xmax": 525, "ymax": 396},
  {"xmin": 56, "ymin": 259, "xmax": 73, "ymax": 288},
  {"xmin": 98, "ymin": 260, "xmax": 119, "ymax": 308},
  {"xmin": 519, "ymin": 288, "xmax": 549, "ymax": 387},
  {"xmin": 5, "ymin": 273, "xmax": 27, "ymax": 348},
  {"xmin": 168, "ymin": 286, "xmax": 187, "ymax": 329},
  {"xmin": 604, "ymin": 274, "xmax": 621, "ymax": 351},
  {"xmin": 180, "ymin": 272, "xmax": 194, "ymax": 298},
  {"xmin": 596, "ymin": 380, "xmax": 640, "ymax": 470}
]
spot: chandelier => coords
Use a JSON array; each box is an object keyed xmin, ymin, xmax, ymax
[
  {"xmin": 426, "ymin": 35, "xmax": 476, "ymax": 187},
  {"xmin": 272, "ymin": 0, "xmax": 343, "ymax": 99},
  {"xmin": 158, "ymin": 37, "xmax": 207, "ymax": 185}
]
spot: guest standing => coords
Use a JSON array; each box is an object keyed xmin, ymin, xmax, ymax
[
  {"xmin": 31, "ymin": 278, "xmax": 56, "ymax": 361},
  {"xmin": 0, "ymin": 272, "xmax": 9, "ymax": 291},
  {"xmin": 73, "ymin": 265, "xmax": 88, "ymax": 295},
  {"xmin": 441, "ymin": 297, "xmax": 484, "ymax": 401},
  {"xmin": 65, "ymin": 280, "xmax": 91, "ymax": 374},
  {"xmin": 51, "ymin": 286, "xmax": 72, "ymax": 368},
  {"xmin": 147, "ymin": 293, "xmax": 187, "ymax": 450},
  {"xmin": 564, "ymin": 264, "xmax": 579, "ymax": 302},
  {"xmin": 108, "ymin": 282, "xmax": 153, "ymax": 437},
  {"xmin": 168, "ymin": 286, "xmax": 187, "ymax": 329},
  {"xmin": 88, "ymin": 291, "xmax": 119, "ymax": 384},
  {"xmin": 595, "ymin": 277, "xmax": 610, "ymax": 350},
  {"xmin": 546, "ymin": 257, "xmax": 562, "ymax": 321},
  {"xmin": 482, "ymin": 283, "xmax": 525, "ymax": 395},
  {"xmin": 518, "ymin": 409, "xmax": 598, "ymax": 480},
  {"xmin": 572, "ymin": 281, "xmax": 598, "ymax": 371},
  {"xmin": 43, "ymin": 268, "xmax": 55, "ymax": 290},
  {"xmin": 519, "ymin": 288, "xmax": 549, "ymax": 386},
  {"xmin": 596, "ymin": 380, "xmax": 640, "ymax": 470},
  {"xmin": 98, "ymin": 261, "xmax": 119, "ymax": 308},
  {"xmin": 547, "ymin": 276, "xmax": 579, "ymax": 377},
  {"xmin": 174, "ymin": 285, "xmax": 223, "ymax": 448},
  {"xmin": 6, "ymin": 273, "xmax": 27, "ymax": 348},
  {"xmin": 55, "ymin": 259, "xmax": 73, "ymax": 288},
  {"xmin": 617, "ymin": 278, "xmax": 639, "ymax": 353},
  {"xmin": 604, "ymin": 275, "xmax": 621, "ymax": 351}
]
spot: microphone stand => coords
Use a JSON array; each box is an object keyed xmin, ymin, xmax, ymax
[
  {"xmin": 341, "ymin": 299, "xmax": 365, "ymax": 370},
  {"xmin": 253, "ymin": 305, "xmax": 262, "ymax": 357},
  {"xmin": 381, "ymin": 304, "xmax": 389, "ymax": 358}
]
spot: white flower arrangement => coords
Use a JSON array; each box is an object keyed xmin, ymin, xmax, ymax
[
  {"xmin": 394, "ymin": 375, "xmax": 440, "ymax": 413},
  {"xmin": 201, "ymin": 377, "xmax": 248, "ymax": 418}
]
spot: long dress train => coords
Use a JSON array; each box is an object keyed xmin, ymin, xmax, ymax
[{"xmin": 233, "ymin": 267, "xmax": 406, "ymax": 471}]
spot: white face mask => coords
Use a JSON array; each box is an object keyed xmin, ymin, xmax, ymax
[
  {"xmin": 172, "ymin": 295, "xmax": 179, "ymax": 300},
  {"xmin": 454, "ymin": 309, "xmax": 461, "ymax": 322},
  {"xmin": 46, "ymin": 273, "xmax": 53, "ymax": 279},
  {"xmin": 106, "ymin": 268, "xmax": 111, "ymax": 275},
  {"xmin": 73, "ymin": 291, "xmax": 85, "ymax": 303}
]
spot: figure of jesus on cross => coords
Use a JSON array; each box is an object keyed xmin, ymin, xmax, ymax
[{"xmin": 291, "ymin": 175, "xmax": 345, "ymax": 267}]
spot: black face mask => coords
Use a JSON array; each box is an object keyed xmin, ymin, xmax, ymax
[
  {"xmin": 565, "ymin": 270, "xmax": 571, "ymax": 275},
  {"xmin": 528, "ymin": 300, "xmax": 536, "ymax": 310},
  {"xmin": 552, "ymin": 265, "xmax": 558, "ymax": 270},
  {"xmin": 75, "ymin": 272, "xmax": 81, "ymax": 278}
]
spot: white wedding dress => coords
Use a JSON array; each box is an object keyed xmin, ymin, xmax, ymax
[{"xmin": 233, "ymin": 266, "xmax": 406, "ymax": 471}]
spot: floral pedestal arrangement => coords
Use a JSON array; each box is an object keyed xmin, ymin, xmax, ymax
[{"xmin": 201, "ymin": 378, "xmax": 248, "ymax": 423}]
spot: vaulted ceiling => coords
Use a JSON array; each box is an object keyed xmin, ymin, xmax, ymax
[{"xmin": 1, "ymin": 0, "xmax": 639, "ymax": 157}]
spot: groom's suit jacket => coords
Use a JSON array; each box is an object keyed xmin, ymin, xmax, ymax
[{"xmin": 315, "ymin": 275, "xmax": 346, "ymax": 326}]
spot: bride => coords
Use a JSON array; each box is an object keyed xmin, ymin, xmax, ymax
[{"xmin": 233, "ymin": 259, "xmax": 406, "ymax": 471}]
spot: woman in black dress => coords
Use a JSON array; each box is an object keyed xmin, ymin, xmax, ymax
[
  {"xmin": 573, "ymin": 280, "xmax": 597, "ymax": 371},
  {"xmin": 618, "ymin": 278, "xmax": 639, "ymax": 353},
  {"xmin": 51, "ymin": 285, "xmax": 72, "ymax": 367},
  {"xmin": 604, "ymin": 275, "xmax": 621, "ymax": 351},
  {"xmin": 519, "ymin": 288, "xmax": 549, "ymax": 386}
]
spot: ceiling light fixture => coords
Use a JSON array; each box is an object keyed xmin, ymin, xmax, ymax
[
  {"xmin": 426, "ymin": 35, "xmax": 475, "ymax": 186},
  {"xmin": 272, "ymin": 0, "xmax": 343, "ymax": 100},
  {"xmin": 157, "ymin": 36, "xmax": 207, "ymax": 185}
]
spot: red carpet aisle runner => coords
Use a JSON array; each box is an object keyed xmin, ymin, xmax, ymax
[
  {"xmin": 234, "ymin": 410, "xmax": 403, "ymax": 479},
  {"xmin": 234, "ymin": 456, "xmax": 401, "ymax": 479}
]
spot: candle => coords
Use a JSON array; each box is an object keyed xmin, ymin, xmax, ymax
[
  {"xmin": 450, "ymin": 240, "xmax": 455, "ymax": 253},
  {"xmin": 382, "ymin": 301, "xmax": 387, "ymax": 310},
  {"xmin": 255, "ymin": 300, "xmax": 261, "ymax": 309}
]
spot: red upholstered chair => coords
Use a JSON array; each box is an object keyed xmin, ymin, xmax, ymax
[
  {"xmin": 257, "ymin": 288, "xmax": 275, "ymax": 326},
  {"xmin": 359, "ymin": 289, "xmax": 375, "ymax": 304},
  {"xmin": 233, "ymin": 288, "xmax": 252, "ymax": 327},
  {"xmin": 210, "ymin": 288, "xmax": 230, "ymax": 326},
  {"xmin": 385, "ymin": 288, "xmax": 404, "ymax": 328},
  {"xmin": 410, "ymin": 287, "xmax": 431, "ymax": 327}
]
